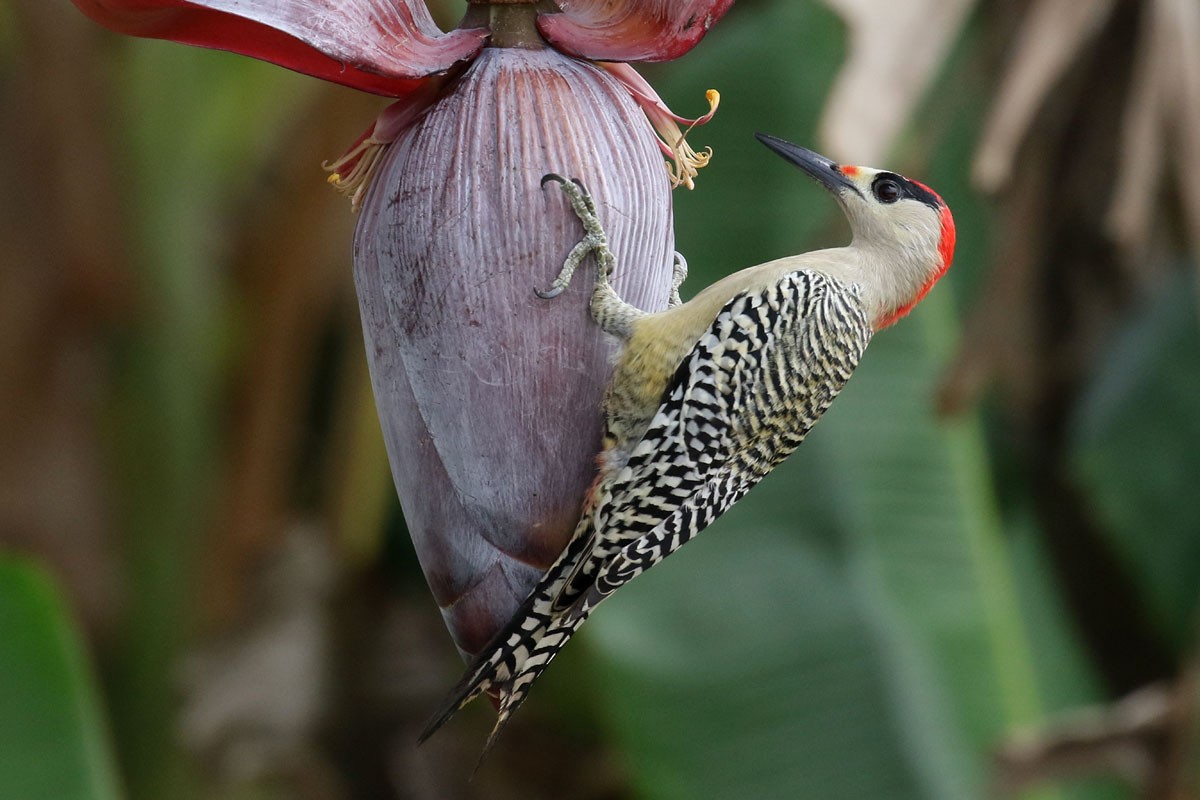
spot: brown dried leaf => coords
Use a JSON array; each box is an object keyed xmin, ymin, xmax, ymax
[
  {"xmin": 1163, "ymin": 0, "xmax": 1200, "ymax": 261},
  {"xmin": 0, "ymin": 0, "xmax": 131, "ymax": 637},
  {"xmin": 1107, "ymin": 0, "xmax": 1200, "ymax": 298},
  {"xmin": 991, "ymin": 684, "xmax": 1173, "ymax": 797},
  {"xmin": 1106, "ymin": 0, "xmax": 1168, "ymax": 258},
  {"xmin": 180, "ymin": 525, "xmax": 336, "ymax": 784},
  {"xmin": 937, "ymin": 124, "xmax": 1053, "ymax": 417},
  {"xmin": 200, "ymin": 82, "xmax": 372, "ymax": 631},
  {"xmin": 991, "ymin": 646, "xmax": 1200, "ymax": 800},
  {"xmin": 973, "ymin": 0, "xmax": 1117, "ymax": 192},
  {"xmin": 817, "ymin": 0, "xmax": 977, "ymax": 164}
]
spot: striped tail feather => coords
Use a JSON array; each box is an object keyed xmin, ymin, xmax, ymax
[
  {"xmin": 416, "ymin": 642, "xmax": 508, "ymax": 746},
  {"xmin": 416, "ymin": 611, "xmax": 577, "ymax": 765},
  {"xmin": 416, "ymin": 576, "xmax": 589, "ymax": 754},
  {"xmin": 415, "ymin": 570, "xmax": 560, "ymax": 744},
  {"xmin": 417, "ymin": 513, "xmax": 601, "ymax": 748}
]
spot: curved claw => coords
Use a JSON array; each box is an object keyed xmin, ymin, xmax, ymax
[
  {"xmin": 541, "ymin": 173, "xmax": 567, "ymax": 188},
  {"xmin": 534, "ymin": 285, "xmax": 565, "ymax": 300}
]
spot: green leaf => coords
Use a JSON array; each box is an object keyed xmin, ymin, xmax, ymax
[
  {"xmin": 0, "ymin": 556, "xmax": 123, "ymax": 800},
  {"xmin": 584, "ymin": 4, "xmax": 1060, "ymax": 797},
  {"xmin": 1005, "ymin": 513, "xmax": 1131, "ymax": 800},
  {"xmin": 589, "ymin": 530, "xmax": 934, "ymax": 800},
  {"xmin": 586, "ymin": 293, "xmax": 1048, "ymax": 800},
  {"xmin": 1070, "ymin": 270, "xmax": 1200, "ymax": 646}
]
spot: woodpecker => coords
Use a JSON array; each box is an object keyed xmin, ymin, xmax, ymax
[{"xmin": 419, "ymin": 133, "xmax": 956, "ymax": 754}]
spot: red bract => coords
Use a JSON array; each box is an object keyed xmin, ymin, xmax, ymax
[
  {"xmin": 70, "ymin": 0, "xmax": 488, "ymax": 95},
  {"xmin": 71, "ymin": 0, "xmax": 733, "ymax": 89},
  {"xmin": 72, "ymin": 0, "xmax": 733, "ymax": 660}
]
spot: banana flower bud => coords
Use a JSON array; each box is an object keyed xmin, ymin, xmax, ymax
[{"xmin": 70, "ymin": 0, "xmax": 733, "ymax": 658}]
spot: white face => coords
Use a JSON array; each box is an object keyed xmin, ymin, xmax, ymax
[
  {"xmin": 828, "ymin": 166, "xmax": 955, "ymax": 327},
  {"xmin": 835, "ymin": 167, "xmax": 947, "ymax": 265}
]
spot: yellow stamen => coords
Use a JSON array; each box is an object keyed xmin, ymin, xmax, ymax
[
  {"xmin": 322, "ymin": 135, "xmax": 390, "ymax": 212},
  {"xmin": 658, "ymin": 89, "xmax": 720, "ymax": 190},
  {"xmin": 597, "ymin": 62, "xmax": 722, "ymax": 191}
]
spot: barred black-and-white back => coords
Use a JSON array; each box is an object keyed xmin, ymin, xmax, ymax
[{"xmin": 419, "ymin": 270, "xmax": 872, "ymax": 751}]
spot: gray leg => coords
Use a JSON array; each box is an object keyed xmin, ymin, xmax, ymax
[
  {"xmin": 536, "ymin": 174, "xmax": 648, "ymax": 340},
  {"xmin": 669, "ymin": 251, "xmax": 688, "ymax": 308}
]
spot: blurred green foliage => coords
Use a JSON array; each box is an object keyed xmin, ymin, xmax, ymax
[
  {"xmin": 106, "ymin": 44, "xmax": 316, "ymax": 798},
  {"xmin": 3, "ymin": 1, "xmax": 1197, "ymax": 799},
  {"xmin": 1070, "ymin": 272, "xmax": 1200, "ymax": 646},
  {"xmin": 0, "ymin": 558, "xmax": 122, "ymax": 800},
  {"xmin": 586, "ymin": 6, "xmax": 1067, "ymax": 798}
]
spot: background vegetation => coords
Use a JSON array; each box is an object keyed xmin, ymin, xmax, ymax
[{"xmin": 1, "ymin": 0, "xmax": 1196, "ymax": 798}]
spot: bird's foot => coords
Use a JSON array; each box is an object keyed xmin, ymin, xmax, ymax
[{"xmin": 535, "ymin": 174, "xmax": 616, "ymax": 299}]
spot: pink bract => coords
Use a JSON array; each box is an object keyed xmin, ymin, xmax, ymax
[{"xmin": 541, "ymin": 0, "xmax": 737, "ymax": 62}]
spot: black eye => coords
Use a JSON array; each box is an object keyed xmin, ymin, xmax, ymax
[{"xmin": 873, "ymin": 178, "xmax": 902, "ymax": 204}]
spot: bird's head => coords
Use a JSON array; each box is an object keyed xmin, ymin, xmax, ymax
[{"xmin": 755, "ymin": 133, "xmax": 955, "ymax": 329}]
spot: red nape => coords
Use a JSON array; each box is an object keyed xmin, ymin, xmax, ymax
[
  {"xmin": 911, "ymin": 180, "xmax": 956, "ymax": 277},
  {"xmin": 935, "ymin": 202, "xmax": 957, "ymax": 277}
]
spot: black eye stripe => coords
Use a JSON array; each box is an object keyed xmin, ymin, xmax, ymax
[{"xmin": 871, "ymin": 172, "xmax": 941, "ymax": 210}]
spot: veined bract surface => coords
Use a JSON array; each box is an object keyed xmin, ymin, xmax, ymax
[
  {"xmin": 355, "ymin": 45, "xmax": 676, "ymax": 657},
  {"xmin": 67, "ymin": 0, "xmax": 731, "ymax": 660}
]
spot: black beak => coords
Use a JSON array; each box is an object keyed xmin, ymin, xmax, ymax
[{"xmin": 755, "ymin": 133, "xmax": 860, "ymax": 196}]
